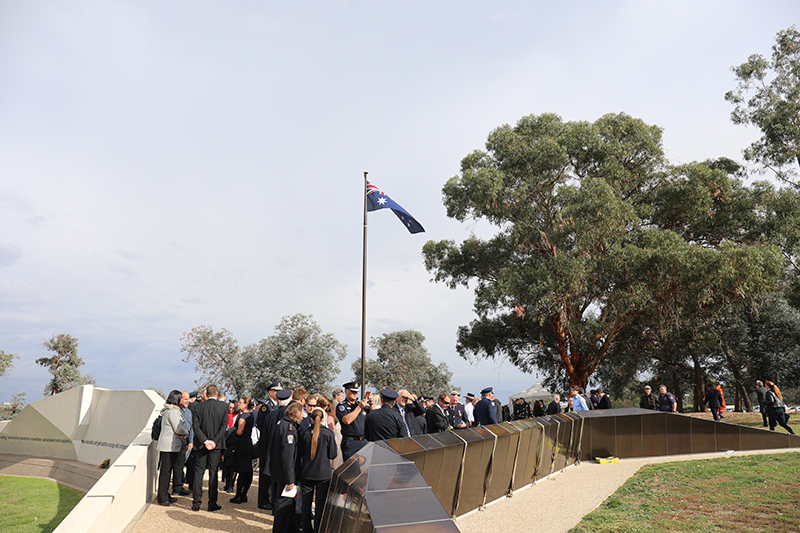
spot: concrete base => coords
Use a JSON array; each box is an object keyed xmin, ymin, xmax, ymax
[{"xmin": 0, "ymin": 453, "xmax": 105, "ymax": 492}]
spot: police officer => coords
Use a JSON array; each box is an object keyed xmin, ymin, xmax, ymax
[
  {"xmin": 261, "ymin": 388, "xmax": 293, "ymax": 512},
  {"xmin": 272, "ymin": 402, "xmax": 303, "ymax": 533},
  {"xmin": 336, "ymin": 382, "xmax": 370, "ymax": 461},
  {"xmin": 474, "ymin": 387, "xmax": 499, "ymax": 426},
  {"xmin": 255, "ymin": 381, "xmax": 282, "ymax": 509},
  {"xmin": 365, "ymin": 389, "xmax": 409, "ymax": 441}
]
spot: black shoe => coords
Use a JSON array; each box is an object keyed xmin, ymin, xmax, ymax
[
  {"xmin": 173, "ymin": 488, "xmax": 190, "ymax": 496},
  {"xmin": 258, "ymin": 504, "xmax": 272, "ymax": 511},
  {"xmin": 192, "ymin": 504, "xmax": 200, "ymax": 512},
  {"xmin": 158, "ymin": 501, "xmax": 172, "ymax": 507},
  {"xmin": 208, "ymin": 503, "xmax": 222, "ymax": 512},
  {"xmin": 169, "ymin": 497, "xmax": 177, "ymax": 503},
  {"xmin": 240, "ymin": 495, "xmax": 248, "ymax": 503},
  {"xmin": 230, "ymin": 496, "xmax": 242, "ymax": 504},
  {"xmin": 222, "ymin": 486, "xmax": 232, "ymax": 493}
]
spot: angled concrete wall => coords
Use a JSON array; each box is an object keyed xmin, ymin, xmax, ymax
[{"xmin": 0, "ymin": 386, "xmax": 162, "ymax": 533}]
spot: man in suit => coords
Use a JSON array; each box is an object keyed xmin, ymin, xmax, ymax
[
  {"xmin": 546, "ymin": 393, "xmax": 562, "ymax": 415},
  {"xmin": 427, "ymin": 393, "xmax": 450, "ymax": 433},
  {"xmin": 474, "ymin": 387, "xmax": 499, "ymax": 426},
  {"xmin": 192, "ymin": 384, "xmax": 228, "ymax": 512},
  {"xmin": 394, "ymin": 389, "xmax": 426, "ymax": 436}
]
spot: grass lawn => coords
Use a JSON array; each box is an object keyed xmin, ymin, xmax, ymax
[
  {"xmin": 570, "ymin": 411, "xmax": 800, "ymax": 533},
  {"xmin": 0, "ymin": 475, "xmax": 84, "ymax": 533}
]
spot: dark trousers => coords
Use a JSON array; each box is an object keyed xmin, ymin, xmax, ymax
[
  {"xmin": 193, "ymin": 447, "xmax": 222, "ymax": 508},
  {"xmin": 235, "ymin": 468, "xmax": 253, "ymax": 499},
  {"xmin": 711, "ymin": 407, "xmax": 720, "ymax": 421},
  {"xmin": 761, "ymin": 406, "xmax": 769, "ymax": 427},
  {"xmin": 172, "ymin": 443, "xmax": 187, "ymax": 490},
  {"xmin": 302, "ymin": 479, "xmax": 330, "ymax": 533},
  {"xmin": 157, "ymin": 451, "xmax": 177, "ymax": 504},
  {"xmin": 258, "ymin": 471, "xmax": 271, "ymax": 507},
  {"xmin": 273, "ymin": 491, "xmax": 301, "ymax": 533},
  {"xmin": 769, "ymin": 408, "xmax": 795, "ymax": 434},
  {"xmin": 340, "ymin": 438, "xmax": 368, "ymax": 462},
  {"xmin": 185, "ymin": 449, "xmax": 196, "ymax": 486}
]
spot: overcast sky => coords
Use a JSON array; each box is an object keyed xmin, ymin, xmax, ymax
[{"xmin": 1, "ymin": 1, "xmax": 797, "ymax": 405}]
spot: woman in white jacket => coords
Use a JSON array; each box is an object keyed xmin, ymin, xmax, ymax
[{"xmin": 156, "ymin": 390, "xmax": 189, "ymax": 505}]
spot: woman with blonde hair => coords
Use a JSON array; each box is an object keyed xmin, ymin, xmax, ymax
[
  {"xmin": 300, "ymin": 399, "xmax": 338, "ymax": 533},
  {"xmin": 765, "ymin": 381, "xmax": 794, "ymax": 434}
]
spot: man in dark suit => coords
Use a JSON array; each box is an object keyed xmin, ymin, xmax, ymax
[
  {"xmin": 546, "ymin": 393, "xmax": 562, "ymax": 415},
  {"xmin": 192, "ymin": 384, "xmax": 228, "ymax": 512},
  {"xmin": 394, "ymin": 389, "xmax": 426, "ymax": 436},
  {"xmin": 427, "ymin": 392, "xmax": 450, "ymax": 433}
]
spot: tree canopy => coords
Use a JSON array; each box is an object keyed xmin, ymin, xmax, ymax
[
  {"xmin": 352, "ymin": 330, "xmax": 453, "ymax": 397},
  {"xmin": 0, "ymin": 350, "xmax": 18, "ymax": 395},
  {"xmin": 423, "ymin": 112, "xmax": 783, "ymax": 389},
  {"xmin": 36, "ymin": 334, "xmax": 95, "ymax": 395},
  {"xmin": 726, "ymin": 25, "xmax": 800, "ymax": 184},
  {"xmin": 181, "ymin": 313, "xmax": 346, "ymax": 399}
]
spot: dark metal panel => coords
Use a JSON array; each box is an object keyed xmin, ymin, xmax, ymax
[
  {"xmin": 563, "ymin": 413, "xmax": 583, "ymax": 465},
  {"xmin": 319, "ymin": 474, "xmax": 348, "ymax": 533},
  {"xmin": 524, "ymin": 422, "xmax": 544, "ymax": 484},
  {"xmin": 375, "ymin": 520, "xmax": 462, "ymax": 533},
  {"xmin": 641, "ymin": 412, "xmax": 667, "ymax": 457},
  {"xmin": 714, "ymin": 421, "xmax": 741, "ymax": 452},
  {"xmin": 665, "ymin": 414, "xmax": 692, "ymax": 456},
  {"xmin": 497, "ymin": 422, "xmax": 522, "ymax": 494},
  {"xmin": 408, "ymin": 434, "xmax": 445, "ymax": 496},
  {"xmin": 537, "ymin": 417, "xmax": 557, "ymax": 478},
  {"xmin": 740, "ymin": 426, "xmax": 791, "ymax": 450},
  {"xmin": 364, "ymin": 488, "xmax": 451, "ymax": 527},
  {"xmin": 429, "ymin": 432, "xmax": 467, "ymax": 516},
  {"xmin": 365, "ymin": 463, "xmax": 429, "ymax": 492},
  {"xmin": 484, "ymin": 424, "xmax": 513, "ymax": 502},
  {"xmin": 690, "ymin": 417, "xmax": 716, "ymax": 454},
  {"xmin": 509, "ymin": 421, "xmax": 533, "ymax": 490},
  {"xmin": 453, "ymin": 428, "xmax": 492, "ymax": 516},
  {"xmin": 551, "ymin": 415, "xmax": 571, "ymax": 471},
  {"xmin": 590, "ymin": 415, "xmax": 616, "ymax": 459},
  {"xmin": 580, "ymin": 416, "xmax": 593, "ymax": 462},
  {"xmin": 615, "ymin": 414, "xmax": 642, "ymax": 459}
]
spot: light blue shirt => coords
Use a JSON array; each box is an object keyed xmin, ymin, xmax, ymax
[{"xmin": 572, "ymin": 394, "xmax": 589, "ymax": 411}]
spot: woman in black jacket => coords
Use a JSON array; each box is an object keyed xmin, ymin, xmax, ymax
[
  {"xmin": 301, "ymin": 396, "xmax": 338, "ymax": 533},
  {"xmin": 230, "ymin": 397, "xmax": 255, "ymax": 503}
]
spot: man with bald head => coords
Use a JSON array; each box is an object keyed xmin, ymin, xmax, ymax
[{"xmin": 393, "ymin": 389, "xmax": 426, "ymax": 436}]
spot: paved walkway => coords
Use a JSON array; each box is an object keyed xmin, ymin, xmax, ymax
[{"xmin": 129, "ymin": 448, "xmax": 796, "ymax": 533}]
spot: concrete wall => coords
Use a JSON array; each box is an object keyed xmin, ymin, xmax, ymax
[{"xmin": 0, "ymin": 386, "xmax": 162, "ymax": 533}]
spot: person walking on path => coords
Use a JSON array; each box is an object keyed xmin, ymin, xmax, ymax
[
  {"xmin": 756, "ymin": 380, "xmax": 769, "ymax": 427},
  {"xmin": 765, "ymin": 381, "xmax": 795, "ymax": 434},
  {"xmin": 704, "ymin": 384, "xmax": 723, "ymax": 421}
]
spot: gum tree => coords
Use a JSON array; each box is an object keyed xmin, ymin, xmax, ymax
[{"xmin": 423, "ymin": 113, "xmax": 783, "ymax": 389}]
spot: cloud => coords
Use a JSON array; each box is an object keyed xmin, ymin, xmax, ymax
[{"xmin": 0, "ymin": 243, "xmax": 22, "ymax": 268}]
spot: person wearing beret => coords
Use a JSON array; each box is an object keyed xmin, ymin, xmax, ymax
[
  {"xmin": 474, "ymin": 387, "xmax": 498, "ymax": 426},
  {"xmin": 365, "ymin": 389, "xmax": 409, "ymax": 441}
]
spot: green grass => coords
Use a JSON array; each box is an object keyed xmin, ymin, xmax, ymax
[
  {"xmin": 570, "ymin": 452, "xmax": 800, "ymax": 533},
  {"xmin": 0, "ymin": 475, "xmax": 85, "ymax": 533}
]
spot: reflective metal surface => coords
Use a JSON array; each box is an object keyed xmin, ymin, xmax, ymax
[{"xmin": 324, "ymin": 409, "xmax": 800, "ymax": 532}]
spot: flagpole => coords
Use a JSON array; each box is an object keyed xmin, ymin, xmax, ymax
[{"xmin": 361, "ymin": 171, "xmax": 368, "ymax": 401}]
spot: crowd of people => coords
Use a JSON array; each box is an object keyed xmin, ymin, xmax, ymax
[{"xmin": 154, "ymin": 377, "xmax": 794, "ymax": 532}]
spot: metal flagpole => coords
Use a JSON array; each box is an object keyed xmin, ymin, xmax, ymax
[{"xmin": 360, "ymin": 171, "xmax": 368, "ymax": 401}]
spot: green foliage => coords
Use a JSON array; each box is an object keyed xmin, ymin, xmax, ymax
[
  {"xmin": 352, "ymin": 330, "xmax": 453, "ymax": 397},
  {"xmin": 181, "ymin": 314, "xmax": 347, "ymax": 399},
  {"xmin": 36, "ymin": 334, "xmax": 94, "ymax": 396},
  {"xmin": 0, "ymin": 475, "xmax": 84, "ymax": 533},
  {"xmin": 0, "ymin": 350, "xmax": 18, "ymax": 394},
  {"xmin": 726, "ymin": 25, "xmax": 800, "ymax": 184},
  {"xmin": 0, "ymin": 392, "xmax": 27, "ymax": 421},
  {"xmin": 424, "ymin": 113, "xmax": 783, "ymax": 388}
]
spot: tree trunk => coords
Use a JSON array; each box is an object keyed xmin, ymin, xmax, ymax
[{"xmin": 690, "ymin": 352, "xmax": 705, "ymax": 412}]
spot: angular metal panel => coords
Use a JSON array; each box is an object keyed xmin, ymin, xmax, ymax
[
  {"xmin": 536, "ymin": 417, "xmax": 557, "ymax": 478},
  {"xmin": 563, "ymin": 412, "xmax": 583, "ymax": 465},
  {"xmin": 365, "ymin": 487, "xmax": 450, "ymax": 527},
  {"xmin": 508, "ymin": 421, "xmax": 533, "ymax": 490},
  {"xmin": 714, "ymin": 421, "xmax": 741, "ymax": 452},
  {"xmin": 690, "ymin": 417, "xmax": 716, "ymax": 454},
  {"xmin": 666, "ymin": 413, "xmax": 692, "ymax": 455},
  {"xmin": 741, "ymin": 426, "xmax": 792, "ymax": 450},
  {"xmin": 551, "ymin": 414, "xmax": 571, "ymax": 471},
  {"xmin": 497, "ymin": 422, "xmax": 522, "ymax": 494},
  {"xmin": 579, "ymin": 415, "xmax": 593, "ymax": 462},
  {"xmin": 615, "ymin": 414, "xmax": 642, "ymax": 459},
  {"xmin": 641, "ymin": 412, "xmax": 667, "ymax": 457},
  {"xmin": 453, "ymin": 427, "xmax": 493, "ymax": 516},
  {"xmin": 407, "ymin": 434, "xmax": 446, "ymax": 496},
  {"xmin": 589, "ymin": 414, "xmax": 616, "ymax": 459},
  {"xmin": 523, "ymin": 421, "xmax": 544, "ymax": 485},
  {"xmin": 375, "ymin": 520, "xmax": 462, "ymax": 533},
  {"xmin": 429, "ymin": 431, "xmax": 467, "ymax": 516},
  {"xmin": 484, "ymin": 424, "xmax": 514, "ymax": 502}
]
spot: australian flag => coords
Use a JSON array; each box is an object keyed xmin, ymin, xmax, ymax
[{"xmin": 366, "ymin": 181, "xmax": 425, "ymax": 234}]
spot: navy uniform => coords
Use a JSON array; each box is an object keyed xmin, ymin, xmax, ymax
[
  {"xmin": 261, "ymin": 388, "xmax": 292, "ymax": 513},
  {"xmin": 256, "ymin": 382, "xmax": 284, "ymax": 510},
  {"xmin": 365, "ymin": 389, "xmax": 409, "ymax": 441},
  {"xmin": 272, "ymin": 410, "xmax": 300, "ymax": 533},
  {"xmin": 336, "ymin": 382, "xmax": 370, "ymax": 462},
  {"xmin": 474, "ymin": 387, "xmax": 499, "ymax": 426}
]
